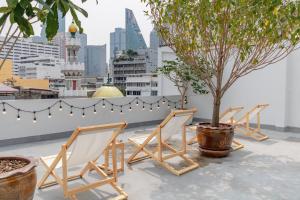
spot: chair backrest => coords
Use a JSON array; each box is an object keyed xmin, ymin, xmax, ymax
[
  {"xmin": 237, "ymin": 104, "xmax": 269, "ymax": 124},
  {"xmin": 160, "ymin": 109, "xmax": 196, "ymax": 142},
  {"xmin": 66, "ymin": 122, "xmax": 126, "ymax": 167},
  {"xmin": 220, "ymin": 107, "xmax": 244, "ymax": 123}
]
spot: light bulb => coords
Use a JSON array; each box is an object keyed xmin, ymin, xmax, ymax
[
  {"xmin": 2, "ymin": 108, "xmax": 6, "ymax": 115},
  {"xmin": 48, "ymin": 113, "xmax": 52, "ymax": 118},
  {"xmin": 17, "ymin": 115, "xmax": 21, "ymax": 121}
]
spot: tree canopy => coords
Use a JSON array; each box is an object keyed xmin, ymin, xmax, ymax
[{"xmin": 143, "ymin": 0, "xmax": 300, "ymax": 126}]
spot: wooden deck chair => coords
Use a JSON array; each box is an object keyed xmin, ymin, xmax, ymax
[
  {"xmin": 187, "ymin": 107, "xmax": 245, "ymax": 151},
  {"xmin": 38, "ymin": 122, "xmax": 128, "ymax": 200},
  {"xmin": 127, "ymin": 108, "xmax": 199, "ymax": 176},
  {"xmin": 233, "ymin": 104, "xmax": 269, "ymax": 141}
]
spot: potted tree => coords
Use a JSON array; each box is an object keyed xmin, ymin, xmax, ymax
[
  {"xmin": 143, "ymin": 0, "xmax": 300, "ymax": 157},
  {"xmin": 157, "ymin": 58, "xmax": 207, "ymax": 110}
]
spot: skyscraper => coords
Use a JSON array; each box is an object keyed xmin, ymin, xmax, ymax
[
  {"xmin": 125, "ymin": 8, "xmax": 147, "ymax": 50},
  {"xmin": 110, "ymin": 28, "xmax": 126, "ymax": 59},
  {"xmin": 150, "ymin": 29, "xmax": 159, "ymax": 50},
  {"xmin": 85, "ymin": 45, "xmax": 107, "ymax": 77}
]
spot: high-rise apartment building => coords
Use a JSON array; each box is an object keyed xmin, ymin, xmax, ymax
[
  {"xmin": 85, "ymin": 45, "xmax": 107, "ymax": 77},
  {"xmin": 150, "ymin": 29, "xmax": 160, "ymax": 50},
  {"xmin": 112, "ymin": 52, "xmax": 147, "ymax": 90},
  {"xmin": 18, "ymin": 55, "xmax": 64, "ymax": 80},
  {"xmin": 0, "ymin": 37, "xmax": 60, "ymax": 75},
  {"xmin": 110, "ymin": 28, "xmax": 126, "ymax": 59},
  {"xmin": 125, "ymin": 8, "xmax": 147, "ymax": 50}
]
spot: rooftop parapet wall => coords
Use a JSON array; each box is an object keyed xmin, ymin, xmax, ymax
[{"xmin": 0, "ymin": 96, "xmax": 180, "ymax": 144}]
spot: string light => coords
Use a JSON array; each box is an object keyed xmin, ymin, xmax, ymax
[
  {"xmin": 2, "ymin": 102, "xmax": 6, "ymax": 114},
  {"xmin": 136, "ymin": 98, "xmax": 139, "ymax": 106},
  {"xmin": 111, "ymin": 104, "xmax": 114, "ymax": 113},
  {"xmin": 82, "ymin": 108, "xmax": 85, "ymax": 118},
  {"xmin": 59, "ymin": 100, "xmax": 63, "ymax": 111},
  {"xmin": 33, "ymin": 111, "xmax": 37, "ymax": 123},
  {"xmin": 0, "ymin": 96, "xmax": 184, "ymax": 122},
  {"xmin": 120, "ymin": 106, "xmax": 123, "ymax": 114},
  {"xmin": 129, "ymin": 103, "xmax": 132, "ymax": 111},
  {"xmin": 48, "ymin": 107, "xmax": 52, "ymax": 118},
  {"xmin": 102, "ymin": 99, "xmax": 106, "ymax": 108},
  {"xmin": 70, "ymin": 106, "xmax": 73, "ymax": 117},
  {"xmin": 184, "ymin": 96, "xmax": 188, "ymax": 104},
  {"xmin": 93, "ymin": 105, "xmax": 97, "ymax": 114},
  {"xmin": 17, "ymin": 109, "xmax": 20, "ymax": 121}
]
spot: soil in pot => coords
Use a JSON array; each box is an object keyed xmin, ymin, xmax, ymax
[
  {"xmin": 197, "ymin": 123, "xmax": 234, "ymax": 158},
  {"xmin": 0, "ymin": 157, "xmax": 37, "ymax": 200}
]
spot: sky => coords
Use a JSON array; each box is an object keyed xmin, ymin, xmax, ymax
[
  {"xmin": 0, "ymin": 0, "xmax": 153, "ymax": 60},
  {"xmin": 48, "ymin": 0, "xmax": 152, "ymax": 46},
  {"xmin": 67, "ymin": 0, "xmax": 152, "ymax": 46}
]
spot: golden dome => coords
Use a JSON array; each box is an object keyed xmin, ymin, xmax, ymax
[
  {"xmin": 69, "ymin": 22, "xmax": 78, "ymax": 33},
  {"xmin": 92, "ymin": 85, "xmax": 124, "ymax": 98}
]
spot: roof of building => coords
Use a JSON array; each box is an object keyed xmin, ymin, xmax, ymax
[
  {"xmin": 0, "ymin": 84, "xmax": 18, "ymax": 93},
  {"xmin": 92, "ymin": 85, "xmax": 124, "ymax": 98}
]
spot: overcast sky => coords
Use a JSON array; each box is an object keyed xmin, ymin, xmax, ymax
[
  {"xmin": 65, "ymin": 0, "xmax": 153, "ymax": 46},
  {"xmin": 0, "ymin": 0, "xmax": 153, "ymax": 60}
]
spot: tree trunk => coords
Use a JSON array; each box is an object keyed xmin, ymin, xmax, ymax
[{"xmin": 211, "ymin": 95, "xmax": 221, "ymax": 127}]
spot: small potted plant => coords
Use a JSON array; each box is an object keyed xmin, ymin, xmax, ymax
[
  {"xmin": 0, "ymin": 156, "xmax": 38, "ymax": 200},
  {"xmin": 144, "ymin": 0, "xmax": 300, "ymax": 157},
  {"xmin": 157, "ymin": 58, "xmax": 207, "ymax": 110}
]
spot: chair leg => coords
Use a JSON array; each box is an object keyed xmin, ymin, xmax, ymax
[{"xmin": 231, "ymin": 140, "xmax": 244, "ymax": 151}]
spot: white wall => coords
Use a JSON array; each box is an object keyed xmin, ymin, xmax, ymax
[
  {"xmin": 0, "ymin": 96, "xmax": 179, "ymax": 141},
  {"xmin": 157, "ymin": 46, "xmax": 180, "ymax": 96}
]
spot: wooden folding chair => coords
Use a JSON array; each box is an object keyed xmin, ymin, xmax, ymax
[
  {"xmin": 233, "ymin": 104, "xmax": 269, "ymax": 141},
  {"xmin": 38, "ymin": 122, "xmax": 128, "ymax": 200},
  {"xmin": 127, "ymin": 108, "xmax": 199, "ymax": 176},
  {"xmin": 187, "ymin": 106, "xmax": 245, "ymax": 151}
]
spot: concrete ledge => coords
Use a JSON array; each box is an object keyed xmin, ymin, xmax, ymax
[
  {"xmin": 0, "ymin": 119, "xmax": 163, "ymax": 147},
  {"xmin": 193, "ymin": 118, "xmax": 300, "ymax": 133}
]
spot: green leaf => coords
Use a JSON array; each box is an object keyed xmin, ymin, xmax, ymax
[
  {"xmin": 6, "ymin": 0, "xmax": 18, "ymax": 8},
  {"xmin": 45, "ymin": 3, "xmax": 59, "ymax": 40},
  {"xmin": 69, "ymin": 1, "xmax": 88, "ymax": 17},
  {"xmin": 14, "ymin": 14, "xmax": 34, "ymax": 37},
  {"xmin": 70, "ymin": 7, "xmax": 83, "ymax": 33},
  {"xmin": 35, "ymin": 0, "xmax": 53, "ymax": 14},
  {"xmin": 0, "ymin": 7, "xmax": 11, "ymax": 13},
  {"xmin": 0, "ymin": 13, "xmax": 9, "ymax": 27}
]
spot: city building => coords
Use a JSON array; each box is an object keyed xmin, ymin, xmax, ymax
[
  {"xmin": 110, "ymin": 28, "xmax": 126, "ymax": 59},
  {"xmin": 59, "ymin": 23, "xmax": 87, "ymax": 97},
  {"xmin": 85, "ymin": 45, "xmax": 107, "ymax": 77},
  {"xmin": 0, "ymin": 37, "xmax": 60, "ymax": 75},
  {"xmin": 112, "ymin": 51, "xmax": 147, "ymax": 90},
  {"xmin": 125, "ymin": 8, "xmax": 147, "ymax": 50},
  {"xmin": 125, "ymin": 73, "xmax": 158, "ymax": 96},
  {"xmin": 150, "ymin": 29, "xmax": 160, "ymax": 50},
  {"xmin": 0, "ymin": 59, "xmax": 50, "ymax": 90},
  {"xmin": 18, "ymin": 55, "xmax": 64, "ymax": 80}
]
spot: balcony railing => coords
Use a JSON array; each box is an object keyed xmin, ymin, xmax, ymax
[{"xmin": 65, "ymin": 37, "xmax": 81, "ymax": 46}]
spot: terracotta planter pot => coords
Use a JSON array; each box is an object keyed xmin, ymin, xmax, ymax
[
  {"xmin": 196, "ymin": 123, "xmax": 234, "ymax": 157},
  {"xmin": 0, "ymin": 156, "xmax": 38, "ymax": 200}
]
